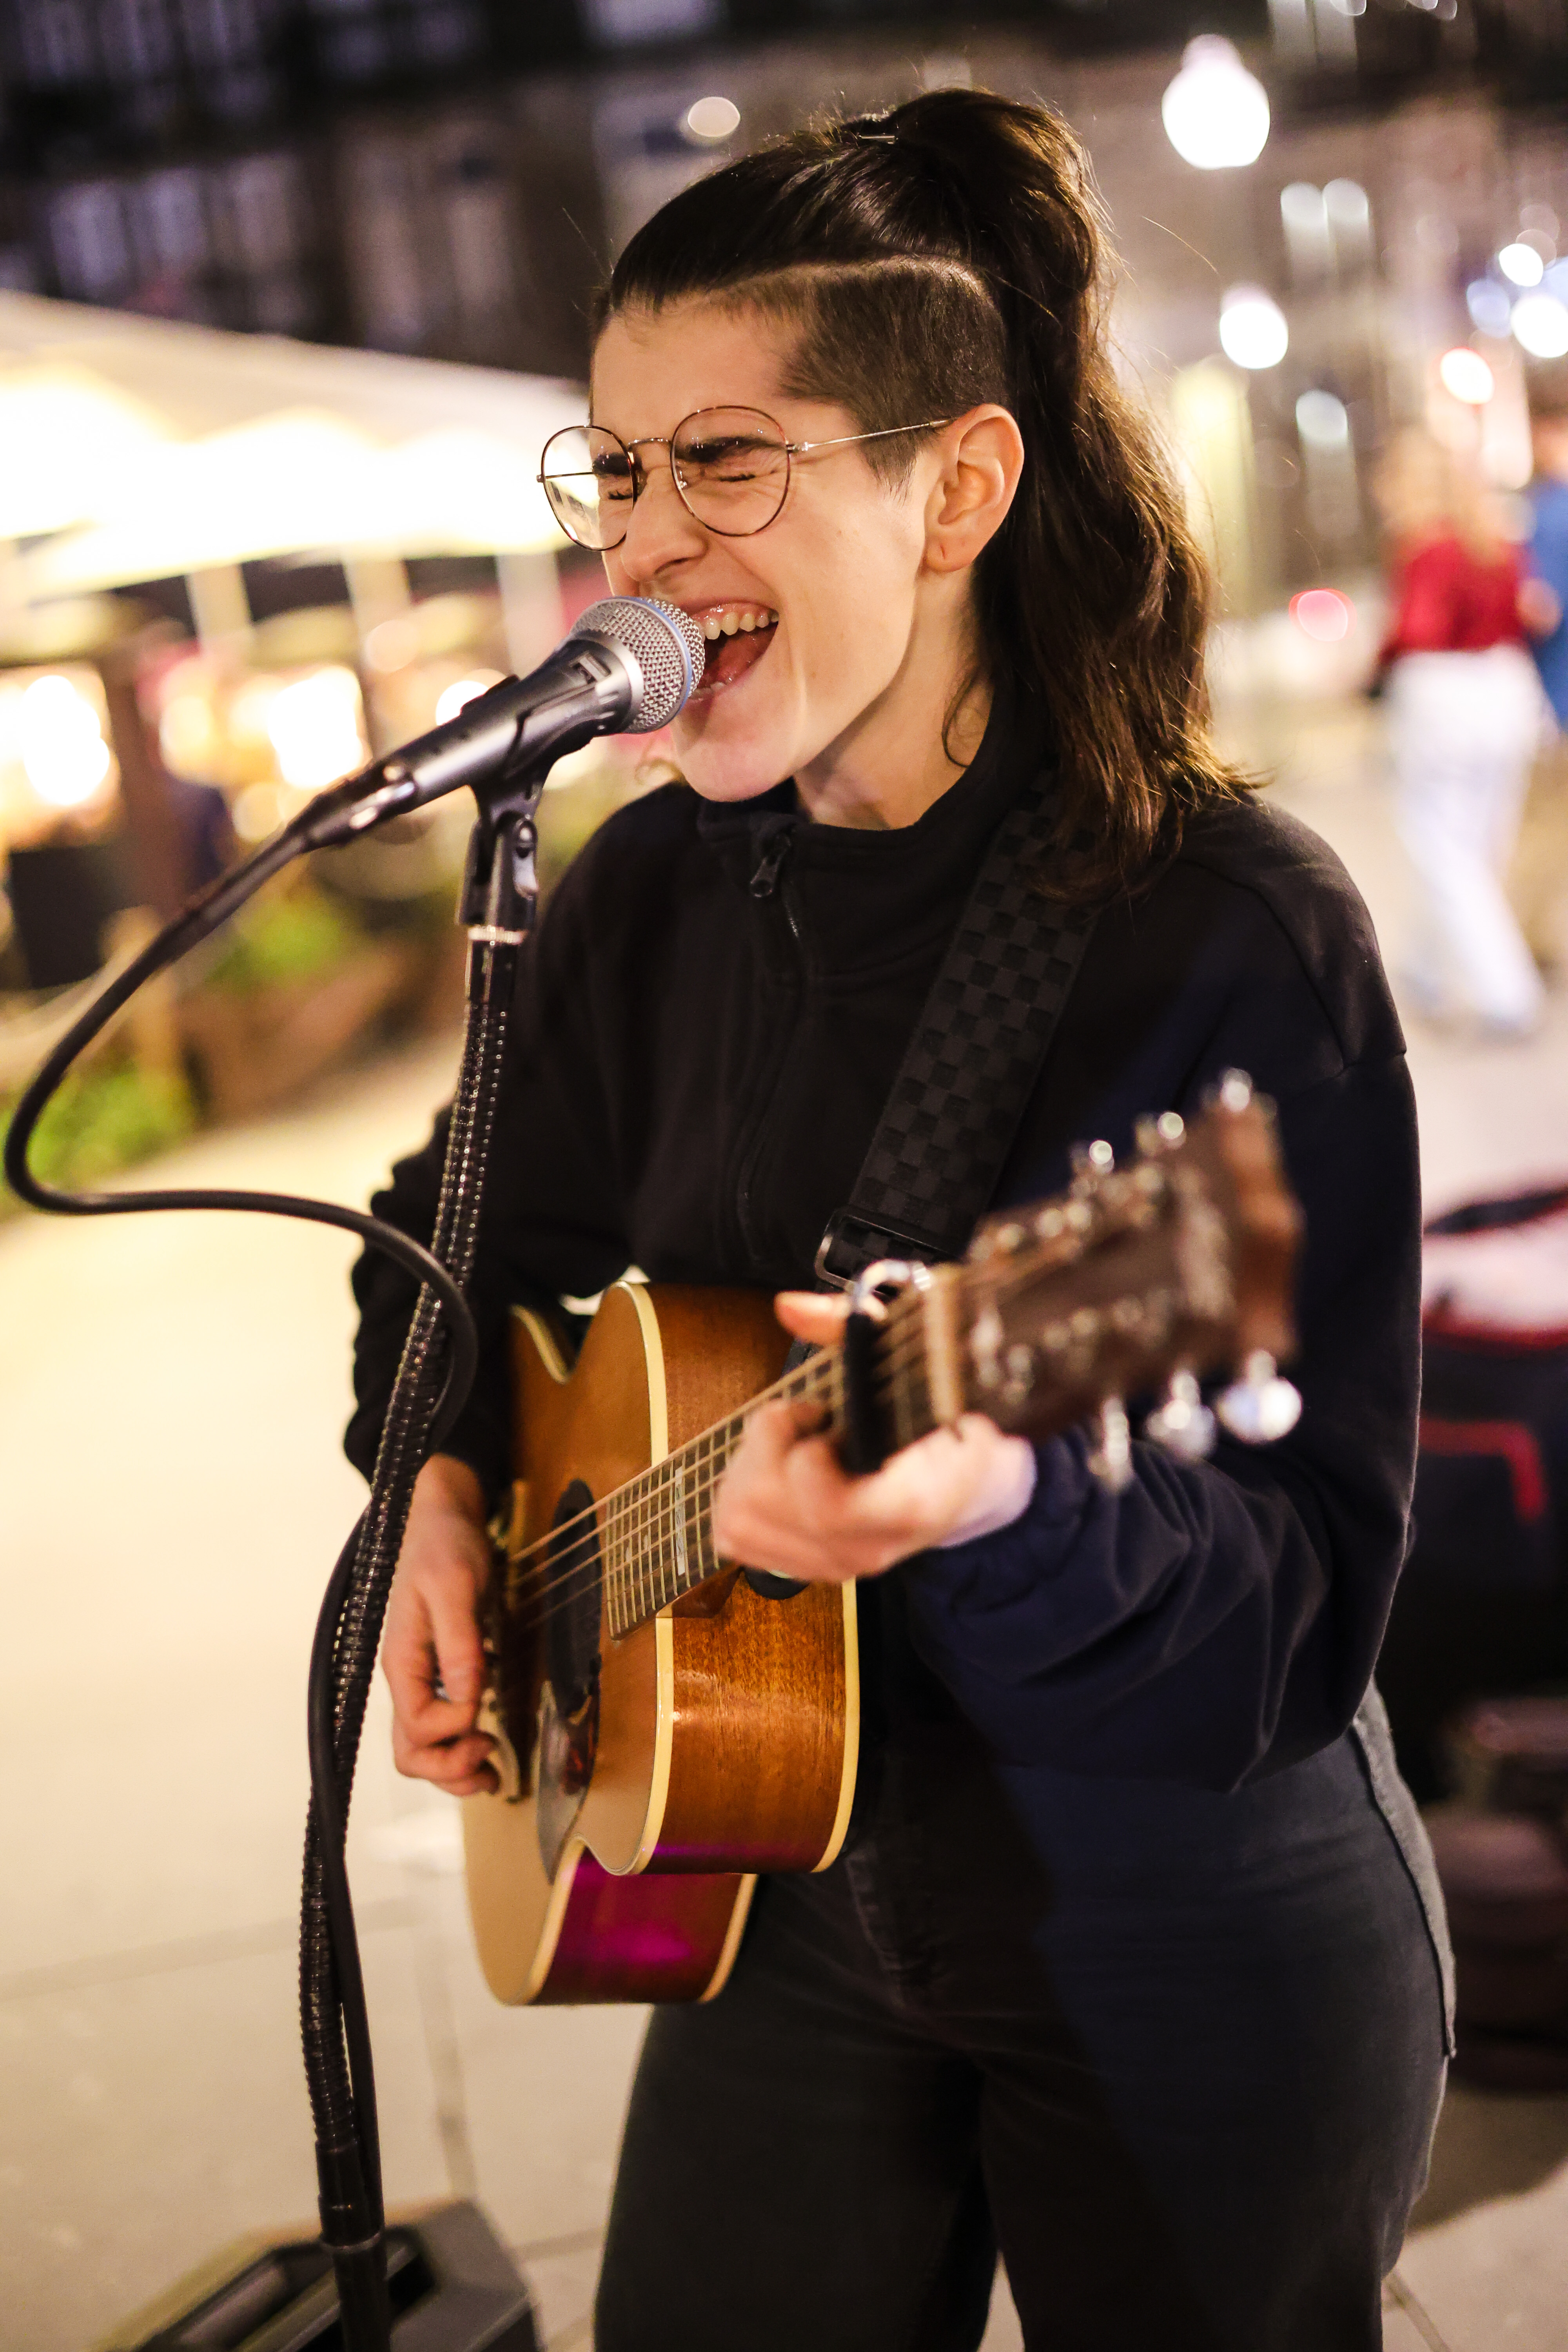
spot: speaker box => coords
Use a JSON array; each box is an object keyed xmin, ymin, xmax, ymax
[{"xmin": 93, "ymin": 2199, "xmax": 538, "ymax": 2352}]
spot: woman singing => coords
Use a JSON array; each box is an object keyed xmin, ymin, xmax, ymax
[{"xmin": 350, "ymin": 90, "xmax": 1450, "ymax": 2352}]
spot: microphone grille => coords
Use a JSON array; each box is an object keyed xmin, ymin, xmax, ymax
[{"xmin": 569, "ymin": 596, "xmax": 706, "ymax": 733}]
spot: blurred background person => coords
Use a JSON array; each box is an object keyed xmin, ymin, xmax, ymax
[
  {"xmin": 1510, "ymin": 381, "xmax": 1568, "ymax": 971},
  {"xmin": 1374, "ymin": 428, "xmax": 1550, "ymax": 1038}
]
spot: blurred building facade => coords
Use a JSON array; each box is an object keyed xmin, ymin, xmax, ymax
[
  {"xmin": 0, "ymin": 2, "xmax": 1564, "ymax": 597},
  {"xmin": 2, "ymin": 0, "xmax": 1568, "ymax": 1161}
]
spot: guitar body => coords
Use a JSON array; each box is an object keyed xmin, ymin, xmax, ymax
[{"xmin": 463, "ymin": 1281, "xmax": 860, "ymax": 2006}]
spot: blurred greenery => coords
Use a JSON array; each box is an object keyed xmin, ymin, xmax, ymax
[
  {"xmin": 1, "ymin": 1056, "xmax": 196, "ymax": 1212},
  {"xmin": 205, "ymin": 880, "xmax": 362, "ymax": 996}
]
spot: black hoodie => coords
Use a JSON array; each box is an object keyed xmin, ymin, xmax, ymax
[{"xmin": 348, "ymin": 699, "xmax": 1419, "ymax": 1796}]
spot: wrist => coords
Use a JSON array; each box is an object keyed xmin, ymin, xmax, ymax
[
  {"xmin": 414, "ymin": 1453, "xmax": 488, "ymax": 1526},
  {"xmin": 936, "ymin": 1435, "xmax": 1038, "ymax": 1550}
]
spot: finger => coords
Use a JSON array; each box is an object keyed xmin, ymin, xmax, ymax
[
  {"xmin": 391, "ymin": 1724, "xmax": 497, "ymax": 1793},
  {"xmin": 400, "ymin": 1686, "xmax": 490, "ymax": 1744},
  {"xmin": 774, "ymin": 1291, "xmax": 850, "ymax": 1344},
  {"xmin": 425, "ymin": 1562, "xmax": 488, "ymax": 1709},
  {"xmin": 737, "ymin": 1396, "xmax": 825, "ymax": 1473},
  {"xmin": 382, "ymin": 1611, "xmax": 443, "ymax": 1722}
]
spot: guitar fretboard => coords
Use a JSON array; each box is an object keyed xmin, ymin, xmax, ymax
[{"xmin": 597, "ymin": 1294, "xmax": 939, "ymax": 1639}]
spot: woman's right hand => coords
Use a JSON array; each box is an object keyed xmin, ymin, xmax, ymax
[{"xmin": 381, "ymin": 1453, "xmax": 499, "ymax": 1795}]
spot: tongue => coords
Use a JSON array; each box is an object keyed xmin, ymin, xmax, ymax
[{"xmin": 701, "ymin": 625, "xmax": 774, "ymax": 689}]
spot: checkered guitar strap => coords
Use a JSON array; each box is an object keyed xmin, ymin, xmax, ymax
[{"xmin": 815, "ymin": 770, "xmax": 1101, "ymax": 1288}]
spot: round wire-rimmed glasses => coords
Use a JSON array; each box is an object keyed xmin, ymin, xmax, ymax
[{"xmin": 537, "ymin": 405, "xmax": 951, "ymax": 551}]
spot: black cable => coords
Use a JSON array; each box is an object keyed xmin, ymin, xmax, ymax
[{"xmin": 297, "ymin": 932, "xmax": 517, "ymax": 2326}]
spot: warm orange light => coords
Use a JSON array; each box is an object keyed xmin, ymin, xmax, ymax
[{"xmin": 1290, "ymin": 589, "xmax": 1354, "ymax": 643}]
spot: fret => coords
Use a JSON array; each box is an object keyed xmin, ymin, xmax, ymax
[{"xmin": 597, "ymin": 1307, "xmax": 936, "ymax": 1640}]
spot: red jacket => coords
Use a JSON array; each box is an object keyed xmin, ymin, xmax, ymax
[{"xmin": 1381, "ymin": 532, "xmax": 1526, "ymax": 662}]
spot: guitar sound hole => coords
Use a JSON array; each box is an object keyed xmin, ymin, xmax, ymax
[{"xmin": 546, "ymin": 1477, "xmax": 602, "ymax": 1718}]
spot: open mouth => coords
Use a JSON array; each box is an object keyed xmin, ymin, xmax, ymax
[{"xmin": 688, "ymin": 604, "xmax": 778, "ymax": 695}]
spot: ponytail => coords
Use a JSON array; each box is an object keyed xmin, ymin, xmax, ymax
[{"xmin": 603, "ymin": 90, "xmax": 1245, "ymax": 898}]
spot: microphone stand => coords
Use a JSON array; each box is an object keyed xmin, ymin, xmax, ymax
[
  {"xmin": 5, "ymin": 733, "xmax": 559, "ymax": 2352},
  {"xmin": 300, "ymin": 760, "xmax": 552, "ymax": 2351}
]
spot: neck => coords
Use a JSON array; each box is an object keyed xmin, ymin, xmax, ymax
[
  {"xmin": 601, "ymin": 1289, "xmax": 947, "ymax": 1638},
  {"xmin": 795, "ymin": 637, "xmax": 992, "ymax": 832}
]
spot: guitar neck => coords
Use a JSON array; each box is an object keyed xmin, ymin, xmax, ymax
[{"xmin": 601, "ymin": 1289, "xmax": 950, "ymax": 1640}]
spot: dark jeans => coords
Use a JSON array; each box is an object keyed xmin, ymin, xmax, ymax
[{"xmin": 596, "ymin": 1693, "xmax": 1450, "ymax": 2352}]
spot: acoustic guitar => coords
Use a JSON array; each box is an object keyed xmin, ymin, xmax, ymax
[{"xmin": 462, "ymin": 1076, "xmax": 1301, "ymax": 2007}]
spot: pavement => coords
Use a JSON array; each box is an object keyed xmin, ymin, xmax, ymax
[{"xmin": 4, "ymin": 698, "xmax": 1568, "ymax": 2350}]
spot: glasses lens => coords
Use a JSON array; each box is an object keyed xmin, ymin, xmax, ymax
[
  {"xmin": 540, "ymin": 425, "xmax": 636, "ymax": 549},
  {"xmin": 671, "ymin": 409, "xmax": 789, "ymax": 537}
]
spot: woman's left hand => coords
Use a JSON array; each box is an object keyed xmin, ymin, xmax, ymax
[{"xmin": 710, "ymin": 1290, "xmax": 1036, "ymax": 1585}]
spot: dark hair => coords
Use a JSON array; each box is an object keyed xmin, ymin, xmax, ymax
[{"xmin": 599, "ymin": 88, "xmax": 1247, "ymax": 899}]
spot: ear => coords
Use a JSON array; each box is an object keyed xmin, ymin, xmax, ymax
[{"xmin": 922, "ymin": 406, "xmax": 1025, "ymax": 575}]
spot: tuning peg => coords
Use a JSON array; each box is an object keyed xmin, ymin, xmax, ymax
[
  {"xmin": 1216, "ymin": 1351, "xmax": 1301, "ymax": 1444},
  {"xmin": 1087, "ymin": 1394, "xmax": 1133, "ymax": 1492},
  {"xmin": 1144, "ymin": 1368, "xmax": 1216, "ymax": 1461}
]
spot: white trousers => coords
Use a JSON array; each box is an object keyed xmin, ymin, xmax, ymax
[{"xmin": 1388, "ymin": 646, "xmax": 1549, "ymax": 1031}]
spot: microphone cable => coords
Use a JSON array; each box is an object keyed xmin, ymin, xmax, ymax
[
  {"xmin": 4, "ymin": 595, "xmax": 705, "ymax": 2350},
  {"xmin": 2, "ymin": 822, "xmax": 486, "ymax": 2352}
]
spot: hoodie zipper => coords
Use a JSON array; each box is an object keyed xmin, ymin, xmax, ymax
[{"xmin": 748, "ymin": 824, "xmax": 794, "ymax": 906}]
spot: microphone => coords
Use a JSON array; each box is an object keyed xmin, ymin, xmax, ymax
[{"xmin": 291, "ymin": 596, "xmax": 706, "ymax": 851}]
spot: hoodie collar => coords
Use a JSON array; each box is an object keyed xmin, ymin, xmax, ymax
[{"xmin": 694, "ymin": 686, "xmax": 1048, "ymax": 972}]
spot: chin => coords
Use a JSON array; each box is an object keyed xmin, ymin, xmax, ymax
[{"xmin": 672, "ymin": 697, "xmax": 797, "ymax": 805}]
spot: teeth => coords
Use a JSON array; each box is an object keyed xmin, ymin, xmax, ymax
[{"xmin": 698, "ymin": 606, "xmax": 778, "ymax": 641}]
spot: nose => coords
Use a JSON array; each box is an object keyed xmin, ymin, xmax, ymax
[{"xmin": 609, "ymin": 452, "xmax": 709, "ymax": 592}]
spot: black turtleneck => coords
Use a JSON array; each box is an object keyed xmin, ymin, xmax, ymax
[{"xmin": 348, "ymin": 699, "xmax": 1420, "ymax": 1793}]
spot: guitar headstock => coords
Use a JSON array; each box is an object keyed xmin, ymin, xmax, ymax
[{"xmin": 948, "ymin": 1073, "xmax": 1302, "ymax": 1477}]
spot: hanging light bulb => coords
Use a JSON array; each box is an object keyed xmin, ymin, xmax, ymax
[
  {"xmin": 1220, "ymin": 285, "xmax": 1289, "ymax": 370},
  {"xmin": 1161, "ymin": 38, "xmax": 1271, "ymax": 171}
]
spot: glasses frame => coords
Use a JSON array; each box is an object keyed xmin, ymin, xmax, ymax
[{"xmin": 537, "ymin": 405, "xmax": 953, "ymax": 550}]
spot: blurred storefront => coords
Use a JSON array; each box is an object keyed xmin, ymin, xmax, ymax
[{"xmin": 0, "ymin": 299, "xmax": 646, "ymax": 1191}]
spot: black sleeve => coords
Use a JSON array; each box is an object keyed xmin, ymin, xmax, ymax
[
  {"xmin": 345, "ymin": 845, "xmax": 634, "ymax": 1501},
  {"xmin": 902, "ymin": 845, "xmax": 1423, "ymax": 1789}
]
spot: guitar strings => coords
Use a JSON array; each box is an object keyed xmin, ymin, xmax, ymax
[
  {"xmin": 485, "ymin": 1221, "xmax": 1142, "ymax": 1645},
  {"xmin": 489, "ymin": 1229, "xmax": 1127, "ymax": 1644},
  {"xmin": 486, "ymin": 1331, "xmax": 937, "ymax": 1642},
  {"xmin": 492, "ymin": 1307, "xmax": 931, "ymax": 1603},
  {"xmin": 492, "ymin": 1334, "xmax": 953, "ymax": 1646}
]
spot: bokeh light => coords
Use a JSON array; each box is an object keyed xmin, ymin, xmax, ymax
[
  {"xmin": 1466, "ymin": 279, "xmax": 1513, "ymax": 336},
  {"xmin": 1219, "ymin": 286, "xmax": 1289, "ymax": 370},
  {"xmin": 435, "ymin": 674, "xmax": 503, "ymax": 725},
  {"xmin": 265, "ymin": 669, "xmax": 368, "ymax": 793},
  {"xmin": 1438, "ymin": 348, "xmax": 1495, "ymax": 405},
  {"xmin": 1295, "ymin": 390, "xmax": 1350, "ymax": 449},
  {"xmin": 1290, "ymin": 589, "xmax": 1355, "ymax": 643},
  {"xmin": 18, "ymin": 675, "xmax": 113, "ymax": 809},
  {"xmin": 1512, "ymin": 294, "xmax": 1568, "ymax": 360},
  {"xmin": 1161, "ymin": 38, "xmax": 1270, "ymax": 171},
  {"xmin": 685, "ymin": 96, "xmax": 740, "ymax": 143},
  {"xmin": 1499, "ymin": 243, "xmax": 1545, "ymax": 288}
]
